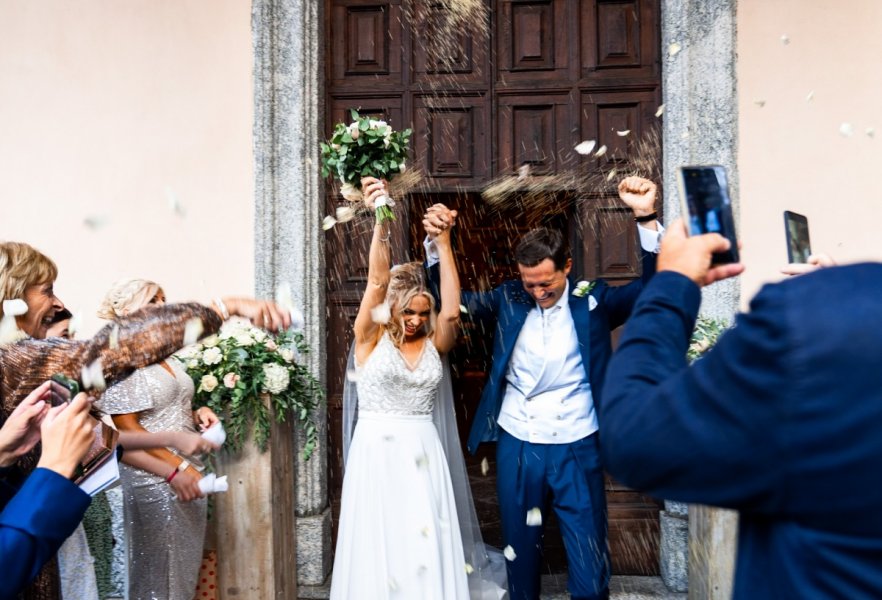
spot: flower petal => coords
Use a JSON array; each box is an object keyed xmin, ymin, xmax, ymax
[
  {"xmin": 526, "ymin": 507, "xmax": 543, "ymax": 527},
  {"xmin": 322, "ymin": 215, "xmax": 337, "ymax": 230},
  {"xmin": 668, "ymin": 42, "xmax": 682, "ymax": 57},
  {"xmin": 655, "ymin": 104, "xmax": 666, "ymax": 118},
  {"xmin": 840, "ymin": 122, "xmax": 854, "ymax": 137},
  {"xmin": 616, "ymin": 130, "xmax": 631, "ymax": 137},
  {"xmin": 2, "ymin": 299, "xmax": 27, "ymax": 317},
  {"xmin": 335, "ymin": 206, "xmax": 356, "ymax": 223},
  {"xmin": 480, "ymin": 457, "xmax": 490, "ymax": 476},
  {"xmin": 594, "ymin": 145, "xmax": 607, "ymax": 158},
  {"xmin": 574, "ymin": 140, "xmax": 596, "ymax": 155},
  {"xmin": 503, "ymin": 545, "xmax": 517, "ymax": 561},
  {"xmin": 371, "ymin": 302, "xmax": 391, "ymax": 325}
]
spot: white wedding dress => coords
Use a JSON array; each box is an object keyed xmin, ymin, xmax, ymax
[{"xmin": 331, "ymin": 333, "xmax": 471, "ymax": 599}]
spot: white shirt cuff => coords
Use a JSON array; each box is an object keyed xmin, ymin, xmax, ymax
[
  {"xmin": 638, "ymin": 222, "xmax": 665, "ymax": 253},
  {"xmin": 424, "ymin": 236, "xmax": 440, "ymax": 267}
]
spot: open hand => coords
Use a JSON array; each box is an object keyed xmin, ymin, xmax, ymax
[
  {"xmin": 193, "ymin": 406, "xmax": 220, "ymax": 431},
  {"xmin": 222, "ymin": 298, "xmax": 291, "ymax": 332},
  {"xmin": 658, "ymin": 219, "xmax": 745, "ymax": 287},
  {"xmin": 781, "ymin": 253, "xmax": 836, "ymax": 276}
]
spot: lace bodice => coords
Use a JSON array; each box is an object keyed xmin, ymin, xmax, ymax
[{"xmin": 356, "ymin": 333, "xmax": 442, "ymax": 415}]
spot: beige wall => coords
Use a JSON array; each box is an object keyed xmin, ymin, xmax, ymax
[
  {"xmin": 0, "ymin": 0, "xmax": 254, "ymax": 336},
  {"xmin": 737, "ymin": 1, "xmax": 882, "ymax": 302}
]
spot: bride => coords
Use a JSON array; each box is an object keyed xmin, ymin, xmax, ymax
[{"xmin": 331, "ymin": 178, "xmax": 505, "ymax": 599}]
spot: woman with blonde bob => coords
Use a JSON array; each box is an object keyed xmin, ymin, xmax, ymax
[
  {"xmin": 95, "ymin": 278, "xmax": 220, "ymax": 600},
  {"xmin": 0, "ymin": 241, "xmax": 292, "ymax": 599},
  {"xmin": 330, "ymin": 178, "xmax": 471, "ymax": 598}
]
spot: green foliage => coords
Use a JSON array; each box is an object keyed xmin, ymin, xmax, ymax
[
  {"xmin": 687, "ymin": 316, "xmax": 730, "ymax": 362},
  {"xmin": 320, "ymin": 109, "xmax": 412, "ymax": 189},
  {"xmin": 180, "ymin": 322, "xmax": 324, "ymax": 458}
]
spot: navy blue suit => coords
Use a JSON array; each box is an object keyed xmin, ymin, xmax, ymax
[
  {"xmin": 461, "ymin": 248, "xmax": 656, "ymax": 599},
  {"xmin": 0, "ymin": 467, "xmax": 91, "ymax": 599},
  {"xmin": 601, "ymin": 266, "xmax": 882, "ymax": 599}
]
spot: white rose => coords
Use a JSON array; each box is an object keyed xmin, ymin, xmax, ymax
[
  {"xmin": 202, "ymin": 347, "xmax": 223, "ymax": 365},
  {"xmin": 399, "ymin": 159, "xmax": 406, "ymax": 173},
  {"xmin": 340, "ymin": 183, "xmax": 363, "ymax": 202},
  {"xmin": 279, "ymin": 347, "xmax": 296, "ymax": 363},
  {"xmin": 199, "ymin": 374, "xmax": 219, "ymax": 393},
  {"xmin": 234, "ymin": 332, "xmax": 254, "ymax": 347},
  {"xmin": 266, "ymin": 339, "xmax": 278, "ymax": 351},
  {"xmin": 187, "ymin": 359, "xmax": 199, "ymax": 369},
  {"xmin": 202, "ymin": 334, "xmax": 219, "ymax": 348},
  {"xmin": 251, "ymin": 329, "xmax": 267, "ymax": 343},
  {"xmin": 262, "ymin": 363, "xmax": 290, "ymax": 395}
]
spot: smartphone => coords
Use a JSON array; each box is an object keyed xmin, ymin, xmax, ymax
[
  {"xmin": 784, "ymin": 211, "xmax": 811, "ymax": 263},
  {"xmin": 49, "ymin": 374, "xmax": 80, "ymax": 407},
  {"xmin": 678, "ymin": 165, "xmax": 740, "ymax": 264}
]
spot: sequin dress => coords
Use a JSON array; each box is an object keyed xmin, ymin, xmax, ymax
[
  {"xmin": 0, "ymin": 303, "xmax": 221, "ymax": 600},
  {"xmin": 97, "ymin": 359, "xmax": 205, "ymax": 600},
  {"xmin": 330, "ymin": 333, "xmax": 470, "ymax": 599}
]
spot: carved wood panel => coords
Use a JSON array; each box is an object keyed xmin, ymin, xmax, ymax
[{"xmin": 326, "ymin": 0, "xmax": 664, "ymax": 576}]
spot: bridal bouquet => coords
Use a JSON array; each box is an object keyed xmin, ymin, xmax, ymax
[
  {"xmin": 320, "ymin": 109, "xmax": 412, "ymax": 224},
  {"xmin": 179, "ymin": 320, "xmax": 323, "ymax": 458}
]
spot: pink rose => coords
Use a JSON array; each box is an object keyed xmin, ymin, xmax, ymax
[{"xmin": 223, "ymin": 372, "xmax": 240, "ymax": 389}]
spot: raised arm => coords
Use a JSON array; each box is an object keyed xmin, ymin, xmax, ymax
[
  {"xmin": 353, "ymin": 177, "xmax": 392, "ymax": 359},
  {"xmin": 424, "ymin": 204, "xmax": 460, "ymax": 354}
]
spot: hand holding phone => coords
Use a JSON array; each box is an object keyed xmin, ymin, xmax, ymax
[{"xmin": 677, "ymin": 166, "xmax": 739, "ymax": 264}]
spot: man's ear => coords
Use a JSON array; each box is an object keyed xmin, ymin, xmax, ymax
[{"xmin": 563, "ymin": 258, "xmax": 573, "ymax": 276}]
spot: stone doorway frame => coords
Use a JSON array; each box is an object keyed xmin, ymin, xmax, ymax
[{"xmin": 250, "ymin": 0, "xmax": 741, "ymax": 595}]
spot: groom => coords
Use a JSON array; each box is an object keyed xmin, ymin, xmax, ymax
[{"xmin": 424, "ymin": 177, "xmax": 662, "ymax": 600}]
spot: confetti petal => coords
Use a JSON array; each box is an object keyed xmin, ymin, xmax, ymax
[
  {"xmin": 459, "ymin": 304, "xmax": 469, "ymax": 315},
  {"xmin": 526, "ymin": 507, "xmax": 543, "ymax": 526},
  {"xmin": 67, "ymin": 312, "xmax": 84, "ymax": 337},
  {"xmin": 2, "ymin": 299, "xmax": 27, "ymax": 317},
  {"xmin": 503, "ymin": 545, "xmax": 517, "ymax": 561},
  {"xmin": 415, "ymin": 453, "xmax": 429, "ymax": 469},
  {"xmin": 866, "ymin": 128, "xmax": 875, "ymax": 139},
  {"xmin": 464, "ymin": 563, "xmax": 474, "ymax": 575},
  {"xmin": 322, "ymin": 215, "xmax": 337, "ymax": 230},
  {"xmin": 335, "ymin": 206, "xmax": 356, "ymax": 223},
  {"xmin": 0, "ymin": 315, "xmax": 26, "ymax": 345},
  {"xmin": 754, "ymin": 100, "xmax": 766, "ymax": 108},
  {"xmin": 183, "ymin": 318, "xmax": 204, "ymax": 346},
  {"xmin": 780, "ymin": 34, "xmax": 790, "ymax": 45},
  {"xmin": 616, "ymin": 130, "xmax": 631, "ymax": 137},
  {"xmin": 655, "ymin": 104, "xmax": 665, "ymax": 118},
  {"xmin": 668, "ymin": 42, "xmax": 682, "ymax": 57},
  {"xmin": 517, "ymin": 164, "xmax": 531, "ymax": 181},
  {"xmin": 839, "ymin": 122, "xmax": 854, "ymax": 137},
  {"xmin": 574, "ymin": 140, "xmax": 596, "ymax": 155},
  {"xmin": 166, "ymin": 188, "xmax": 186, "ymax": 217},
  {"xmin": 594, "ymin": 145, "xmax": 607, "ymax": 158},
  {"xmin": 606, "ymin": 168, "xmax": 618, "ymax": 182},
  {"xmin": 806, "ymin": 91, "xmax": 815, "ymax": 102},
  {"xmin": 82, "ymin": 359, "xmax": 106, "ymax": 392},
  {"xmin": 346, "ymin": 369, "xmax": 359, "ymax": 382},
  {"xmin": 109, "ymin": 324, "xmax": 120, "ymax": 350},
  {"xmin": 371, "ymin": 302, "xmax": 391, "ymax": 325},
  {"xmin": 480, "ymin": 457, "xmax": 490, "ymax": 476},
  {"xmin": 83, "ymin": 216, "xmax": 109, "ymax": 230}
]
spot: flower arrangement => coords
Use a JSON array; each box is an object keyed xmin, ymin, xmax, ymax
[
  {"xmin": 687, "ymin": 316, "xmax": 729, "ymax": 362},
  {"xmin": 572, "ymin": 280, "xmax": 596, "ymax": 298},
  {"xmin": 179, "ymin": 320, "xmax": 324, "ymax": 458},
  {"xmin": 320, "ymin": 109, "xmax": 412, "ymax": 224}
]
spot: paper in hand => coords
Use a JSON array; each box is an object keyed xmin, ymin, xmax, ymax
[
  {"xmin": 202, "ymin": 422, "xmax": 226, "ymax": 447},
  {"xmin": 198, "ymin": 473, "xmax": 229, "ymax": 495}
]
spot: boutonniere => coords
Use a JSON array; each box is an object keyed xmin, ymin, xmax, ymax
[{"xmin": 572, "ymin": 280, "xmax": 596, "ymax": 298}]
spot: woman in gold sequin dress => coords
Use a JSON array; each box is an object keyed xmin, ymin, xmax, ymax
[
  {"xmin": 0, "ymin": 241, "xmax": 291, "ymax": 600},
  {"xmin": 95, "ymin": 278, "xmax": 221, "ymax": 600}
]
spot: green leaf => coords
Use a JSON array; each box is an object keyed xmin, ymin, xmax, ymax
[{"xmin": 350, "ymin": 108, "xmax": 359, "ymax": 121}]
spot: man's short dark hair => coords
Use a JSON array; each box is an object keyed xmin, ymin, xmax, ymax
[{"xmin": 515, "ymin": 227, "xmax": 570, "ymax": 270}]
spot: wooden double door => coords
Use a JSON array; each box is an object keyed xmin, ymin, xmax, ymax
[{"xmin": 324, "ymin": 0, "xmax": 664, "ymax": 575}]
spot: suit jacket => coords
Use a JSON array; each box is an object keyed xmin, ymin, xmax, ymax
[
  {"xmin": 601, "ymin": 266, "xmax": 882, "ymax": 599},
  {"xmin": 0, "ymin": 467, "xmax": 91, "ymax": 600},
  {"xmin": 463, "ymin": 249, "xmax": 657, "ymax": 454}
]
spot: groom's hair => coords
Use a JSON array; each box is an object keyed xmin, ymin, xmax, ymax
[{"xmin": 515, "ymin": 227, "xmax": 570, "ymax": 271}]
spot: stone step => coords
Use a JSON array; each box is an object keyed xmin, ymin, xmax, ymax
[{"xmin": 298, "ymin": 575, "xmax": 686, "ymax": 599}]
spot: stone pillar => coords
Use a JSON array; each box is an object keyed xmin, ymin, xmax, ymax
[
  {"xmin": 251, "ymin": 0, "xmax": 331, "ymax": 593},
  {"xmin": 660, "ymin": 1, "xmax": 740, "ymax": 597}
]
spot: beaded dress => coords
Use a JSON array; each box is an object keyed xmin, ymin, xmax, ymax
[
  {"xmin": 97, "ymin": 359, "xmax": 205, "ymax": 600},
  {"xmin": 330, "ymin": 333, "xmax": 469, "ymax": 599}
]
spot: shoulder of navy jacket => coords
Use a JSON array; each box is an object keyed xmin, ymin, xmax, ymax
[{"xmin": 501, "ymin": 280, "xmax": 533, "ymax": 306}]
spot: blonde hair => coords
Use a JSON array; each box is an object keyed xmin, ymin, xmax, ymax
[
  {"xmin": 383, "ymin": 262, "xmax": 436, "ymax": 346},
  {"xmin": 0, "ymin": 242, "xmax": 58, "ymax": 318},
  {"xmin": 98, "ymin": 278, "xmax": 163, "ymax": 319}
]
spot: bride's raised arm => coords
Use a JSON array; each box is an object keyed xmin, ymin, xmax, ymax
[
  {"xmin": 426, "ymin": 205, "xmax": 460, "ymax": 354},
  {"xmin": 353, "ymin": 177, "xmax": 392, "ymax": 357}
]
